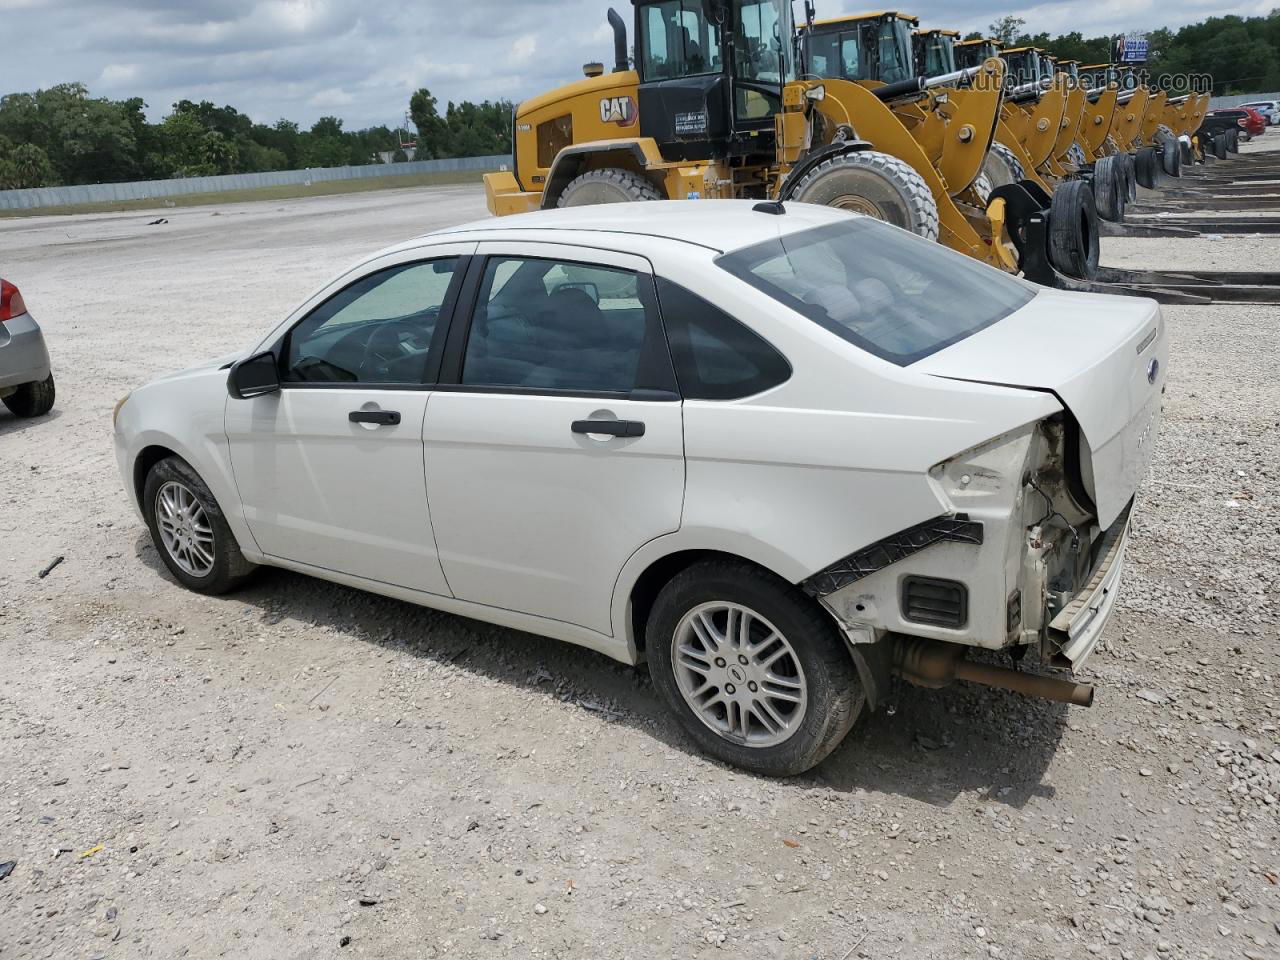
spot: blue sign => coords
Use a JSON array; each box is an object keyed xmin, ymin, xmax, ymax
[{"xmin": 1120, "ymin": 37, "xmax": 1149, "ymax": 62}]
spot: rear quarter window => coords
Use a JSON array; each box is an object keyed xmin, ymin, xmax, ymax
[
  {"xmin": 655, "ymin": 277, "xmax": 790, "ymax": 399},
  {"xmin": 716, "ymin": 218, "xmax": 1035, "ymax": 366}
]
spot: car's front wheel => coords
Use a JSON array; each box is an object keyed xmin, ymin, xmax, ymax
[
  {"xmin": 143, "ymin": 456, "xmax": 256, "ymax": 594},
  {"xmin": 647, "ymin": 560, "xmax": 863, "ymax": 777}
]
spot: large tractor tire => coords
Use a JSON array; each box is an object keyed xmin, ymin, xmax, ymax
[
  {"xmin": 983, "ymin": 142, "xmax": 1026, "ymax": 189},
  {"xmin": 1226, "ymin": 128, "xmax": 1240, "ymax": 153},
  {"xmin": 557, "ymin": 168, "xmax": 664, "ymax": 207},
  {"xmin": 1160, "ymin": 138, "xmax": 1182, "ymax": 177},
  {"xmin": 1135, "ymin": 146, "xmax": 1161, "ymax": 189},
  {"xmin": 1213, "ymin": 133, "xmax": 1229, "ymax": 160},
  {"xmin": 1122, "ymin": 154, "xmax": 1138, "ymax": 201},
  {"xmin": 1047, "ymin": 179, "xmax": 1100, "ymax": 281},
  {"xmin": 789, "ymin": 151, "xmax": 940, "ymax": 242},
  {"xmin": 1093, "ymin": 155, "xmax": 1126, "ymax": 223}
]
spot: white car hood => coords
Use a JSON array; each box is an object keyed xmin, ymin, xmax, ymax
[{"xmin": 913, "ymin": 289, "xmax": 1166, "ymax": 529}]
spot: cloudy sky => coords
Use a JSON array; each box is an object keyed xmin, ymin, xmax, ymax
[{"xmin": 2, "ymin": 0, "xmax": 1274, "ymax": 129}]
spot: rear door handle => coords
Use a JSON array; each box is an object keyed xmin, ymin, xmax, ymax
[
  {"xmin": 349, "ymin": 410, "xmax": 401, "ymax": 425},
  {"xmin": 571, "ymin": 419, "xmax": 645, "ymax": 438}
]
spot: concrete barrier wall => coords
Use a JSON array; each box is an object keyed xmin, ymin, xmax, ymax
[
  {"xmin": 1210, "ymin": 92, "xmax": 1280, "ymax": 110},
  {"xmin": 0, "ymin": 154, "xmax": 512, "ymax": 211}
]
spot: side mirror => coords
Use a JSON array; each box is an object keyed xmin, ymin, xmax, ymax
[{"xmin": 227, "ymin": 351, "xmax": 280, "ymax": 399}]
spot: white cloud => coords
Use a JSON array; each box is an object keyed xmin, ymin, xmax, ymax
[{"xmin": 2, "ymin": 0, "xmax": 1273, "ymax": 129}]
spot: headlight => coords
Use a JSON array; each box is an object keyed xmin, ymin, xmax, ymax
[{"xmin": 112, "ymin": 392, "xmax": 131, "ymax": 430}]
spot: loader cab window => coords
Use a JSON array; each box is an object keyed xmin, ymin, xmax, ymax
[
  {"xmin": 917, "ymin": 34, "xmax": 955, "ymax": 77},
  {"xmin": 876, "ymin": 17, "xmax": 913, "ymax": 84},
  {"xmin": 731, "ymin": 0, "xmax": 792, "ymax": 121},
  {"xmin": 639, "ymin": 0, "xmax": 723, "ymax": 80},
  {"xmin": 805, "ymin": 31, "xmax": 861, "ymax": 82}
]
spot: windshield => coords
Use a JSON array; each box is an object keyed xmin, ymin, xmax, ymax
[
  {"xmin": 716, "ymin": 219, "xmax": 1034, "ymax": 366},
  {"xmin": 918, "ymin": 34, "xmax": 955, "ymax": 76},
  {"xmin": 639, "ymin": 0, "xmax": 724, "ymax": 80}
]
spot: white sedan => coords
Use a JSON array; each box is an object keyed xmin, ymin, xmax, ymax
[{"xmin": 113, "ymin": 201, "xmax": 1166, "ymax": 776}]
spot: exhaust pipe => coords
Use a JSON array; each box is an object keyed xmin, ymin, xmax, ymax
[
  {"xmin": 895, "ymin": 637, "xmax": 1094, "ymax": 707},
  {"xmin": 607, "ymin": 8, "xmax": 628, "ymax": 73}
]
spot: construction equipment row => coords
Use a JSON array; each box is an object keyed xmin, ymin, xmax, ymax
[{"xmin": 483, "ymin": 2, "xmax": 1280, "ymax": 305}]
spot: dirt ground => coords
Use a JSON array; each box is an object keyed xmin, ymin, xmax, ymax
[{"xmin": 2, "ymin": 143, "xmax": 1278, "ymax": 960}]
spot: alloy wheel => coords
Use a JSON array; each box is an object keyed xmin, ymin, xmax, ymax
[
  {"xmin": 671, "ymin": 602, "xmax": 808, "ymax": 748},
  {"xmin": 155, "ymin": 481, "xmax": 215, "ymax": 577}
]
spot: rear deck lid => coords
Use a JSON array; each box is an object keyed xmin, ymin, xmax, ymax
[{"xmin": 912, "ymin": 289, "xmax": 1166, "ymax": 528}]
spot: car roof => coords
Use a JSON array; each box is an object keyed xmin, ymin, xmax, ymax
[{"xmin": 416, "ymin": 200, "xmax": 856, "ymax": 256}]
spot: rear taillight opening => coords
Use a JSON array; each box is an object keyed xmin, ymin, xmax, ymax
[{"xmin": 0, "ymin": 280, "xmax": 27, "ymax": 323}]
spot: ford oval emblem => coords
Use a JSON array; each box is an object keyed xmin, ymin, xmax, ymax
[{"xmin": 1146, "ymin": 358, "xmax": 1159, "ymax": 384}]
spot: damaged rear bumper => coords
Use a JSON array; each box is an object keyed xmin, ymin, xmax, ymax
[{"xmin": 1047, "ymin": 502, "xmax": 1132, "ymax": 670}]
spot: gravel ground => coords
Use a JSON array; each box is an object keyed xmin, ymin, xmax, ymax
[{"xmin": 2, "ymin": 144, "xmax": 1278, "ymax": 960}]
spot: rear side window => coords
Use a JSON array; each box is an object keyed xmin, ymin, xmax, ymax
[
  {"xmin": 655, "ymin": 277, "xmax": 790, "ymax": 399},
  {"xmin": 716, "ymin": 218, "xmax": 1034, "ymax": 366}
]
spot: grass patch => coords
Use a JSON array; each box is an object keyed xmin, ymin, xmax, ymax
[{"xmin": 0, "ymin": 170, "xmax": 488, "ymax": 219}]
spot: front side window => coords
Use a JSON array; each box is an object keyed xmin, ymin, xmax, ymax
[
  {"xmin": 462, "ymin": 256, "xmax": 672, "ymax": 394},
  {"xmin": 716, "ymin": 219, "xmax": 1034, "ymax": 366},
  {"xmin": 640, "ymin": 0, "xmax": 723, "ymax": 80},
  {"xmin": 284, "ymin": 259, "xmax": 458, "ymax": 384},
  {"xmin": 733, "ymin": 0, "xmax": 790, "ymax": 120}
]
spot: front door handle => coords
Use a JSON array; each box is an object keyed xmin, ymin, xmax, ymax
[
  {"xmin": 349, "ymin": 410, "xmax": 401, "ymax": 425},
  {"xmin": 571, "ymin": 419, "xmax": 645, "ymax": 438}
]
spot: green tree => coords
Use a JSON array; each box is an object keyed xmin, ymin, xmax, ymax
[
  {"xmin": 989, "ymin": 16, "xmax": 1026, "ymax": 46},
  {"xmin": 410, "ymin": 88, "xmax": 450, "ymax": 159}
]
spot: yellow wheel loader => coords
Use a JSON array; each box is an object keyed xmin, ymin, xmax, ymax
[{"xmin": 485, "ymin": 1, "xmax": 1101, "ymax": 286}]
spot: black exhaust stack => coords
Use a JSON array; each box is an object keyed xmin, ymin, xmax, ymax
[{"xmin": 607, "ymin": 8, "xmax": 628, "ymax": 73}]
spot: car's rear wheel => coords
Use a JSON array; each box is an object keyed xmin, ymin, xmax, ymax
[
  {"xmin": 789, "ymin": 150, "xmax": 940, "ymax": 242},
  {"xmin": 2, "ymin": 373, "xmax": 55, "ymax": 418},
  {"xmin": 647, "ymin": 560, "xmax": 863, "ymax": 777},
  {"xmin": 143, "ymin": 456, "xmax": 255, "ymax": 594}
]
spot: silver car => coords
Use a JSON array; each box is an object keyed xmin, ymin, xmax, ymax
[{"xmin": 0, "ymin": 279, "xmax": 55, "ymax": 418}]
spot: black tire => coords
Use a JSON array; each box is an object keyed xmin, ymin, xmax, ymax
[
  {"xmin": 1226, "ymin": 128, "xmax": 1240, "ymax": 153},
  {"xmin": 646, "ymin": 560, "xmax": 863, "ymax": 777},
  {"xmin": 143, "ymin": 456, "xmax": 256, "ymax": 595},
  {"xmin": 1179, "ymin": 138, "xmax": 1193, "ymax": 165},
  {"xmin": 1047, "ymin": 179, "xmax": 1100, "ymax": 280},
  {"xmin": 1213, "ymin": 133, "xmax": 1228, "ymax": 160},
  {"xmin": 557, "ymin": 168, "xmax": 663, "ymax": 207},
  {"xmin": 1154, "ymin": 123, "xmax": 1176, "ymax": 144},
  {"xmin": 1161, "ymin": 138, "xmax": 1181, "ymax": 177},
  {"xmin": 983, "ymin": 141, "xmax": 1026, "ymax": 189},
  {"xmin": 1122, "ymin": 153, "xmax": 1138, "ymax": 201},
  {"xmin": 789, "ymin": 150, "xmax": 940, "ymax": 242},
  {"xmin": 2, "ymin": 373, "xmax": 55, "ymax": 417},
  {"xmin": 1093, "ymin": 155, "xmax": 1125, "ymax": 223},
  {"xmin": 1135, "ymin": 146, "xmax": 1161, "ymax": 189}
]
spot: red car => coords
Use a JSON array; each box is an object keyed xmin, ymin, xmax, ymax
[{"xmin": 1209, "ymin": 107, "xmax": 1267, "ymax": 140}]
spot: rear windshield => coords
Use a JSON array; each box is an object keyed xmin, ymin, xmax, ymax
[{"xmin": 715, "ymin": 218, "xmax": 1035, "ymax": 366}]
